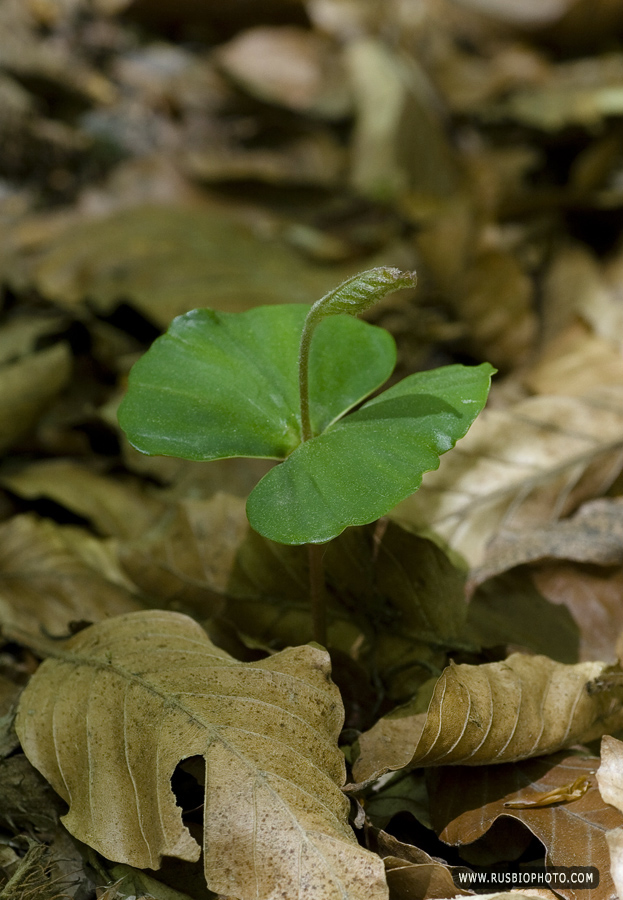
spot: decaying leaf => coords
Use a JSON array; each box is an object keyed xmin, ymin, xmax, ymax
[
  {"xmin": 469, "ymin": 497, "xmax": 623, "ymax": 590},
  {"xmin": 0, "ymin": 342, "xmax": 72, "ymax": 455},
  {"xmin": 372, "ymin": 829, "xmax": 471, "ymax": 900},
  {"xmin": 0, "ymin": 514, "xmax": 143, "ymax": 650},
  {"xmin": 394, "ymin": 385, "xmax": 623, "ymax": 568},
  {"xmin": 430, "ymin": 754, "xmax": 619, "ymax": 900},
  {"xmin": 352, "ymin": 654, "xmax": 623, "ymax": 783},
  {"xmin": 16, "ymin": 609, "xmax": 388, "ymax": 900},
  {"xmin": 120, "ymin": 494, "xmax": 470, "ymax": 701},
  {"xmin": 466, "ymin": 568, "xmax": 580, "ymax": 663},
  {"xmin": 1, "ymin": 459, "xmax": 166, "ymax": 540},
  {"xmin": 27, "ymin": 203, "xmax": 359, "ymax": 328},
  {"xmin": 532, "ymin": 563, "xmax": 623, "ymax": 663}
]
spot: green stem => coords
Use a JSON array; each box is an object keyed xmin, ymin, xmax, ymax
[
  {"xmin": 298, "ymin": 312, "xmax": 318, "ymax": 443},
  {"xmin": 299, "ymin": 309, "xmax": 327, "ymax": 645}
]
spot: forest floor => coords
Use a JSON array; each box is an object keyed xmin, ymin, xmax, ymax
[{"xmin": 3, "ymin": 1, "xmax": 623, "ymax": 899}]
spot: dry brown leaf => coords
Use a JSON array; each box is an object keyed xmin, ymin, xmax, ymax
[
  {"xmin": 469, "ymin": 497, "xmax": 623, "ymax": 588},
  {"xmin": 345, "ymin": 37, "xmax": 459, "ymax": 209},
  {"xmin": 393, "ymin": 385, "xmax": 623, "ymax": 568},
  {"xmin": 430, "ymin": 754, "xmax": 619, "ymax": 900},
  {"xmin": 1, "ymin": 459, "xmax": 166, "ymax": 540},
  {"xmin": 0, "ymin": 514, "xmax": 143, "ymax": 650},
  {"xmin": 0, "ymin": 342, "xmax": 72, "ymax": 455},
  {"xmin": 466, "ymin": 568, "xmax": 579, "ymax": 663},
  {"xmin": 531, "ymin": 563, "xmax": 623, "ymax": 664},
  {"xmin": 15, "ymin": 609, "xmax": 388, "ymax": 900},
  {"xmin": 216, "ymin": 26, "xmax": 351, "ymax": 119},
  {"xmin": 523, "ymin": 321, "xmax": 623, "ymax": 397},
  {"xmin": 371, "ymin": 829, "xmax": 471, "ymax": 900},
  {"xmin": 352, "ymin": 654, "xmax": 623, "ymax": 784},
  {"xmin": 27, "ymin": 203, "xmax": 360, "ymax": 328},
  {"xmin": 120, "ymin": 494, "xmax": 469, "ymax": 702}
]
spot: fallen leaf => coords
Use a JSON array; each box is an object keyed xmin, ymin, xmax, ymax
[
  {"xmin": 0, "ymin": 342, "xmax": 72, "ymax": 455},
  {"xmin": 0, "ymin": 514, "xmax": 143, "ymax": 651},
  {"xmin": 429, "ymin": 754, "xmax": 619, "ymax": 900},
  {"xmin": 469, "ymin": 498, "xmax": 623, "ymax": 591},
  {"xmin": 216, "ymin": 26, "xmax": 351, "ymax": 118},
  {"xmin": 465, "ymin": 569, "xmax": 580, "ymax": 663},
  {"xmin": 345, "ymin": 37, "xmax": 459, "ymax": 209},
  {"xmin": 605, "ymin": 827, "xmax": 623, "ymax": 900},
  {"xmin": 352, "ymin": 654, "xmax": 623, "ymax": 784},
  {"xmin": 28, "ymin": 203, "xmax": 360, "ymax": 328},
  {"xmin": 372, "ymin": 829, "xmax": 472, "ymax": 899},
  {"xmin": 532, "ymin": 563, "xmax": 623, "ymax": 663},
  {"xmin": 596, "ymin": 735, "xmax": 623, "ymax": 814},
  {"xmin": 120, "ymin": 495, "xmax": 470, "ymax": 701},
  {"xmin": 15, "ymin": 609, "xmax": 388, "ymax": 900},
  {"xmin": 1, "ymin": 459, "xmax": 166, "ymax": 540},
  {"xmin": 363, "ymin": 770, "xmax": 431, "ymax": 831},
  {"xmin": 393, "ymin": 385, "xmax": 623, "ymax": 568}
]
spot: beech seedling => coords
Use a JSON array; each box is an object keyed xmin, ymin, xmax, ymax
[{"xmin": 119, "ymin": 267, "xmax": 494, "ymax": 642}]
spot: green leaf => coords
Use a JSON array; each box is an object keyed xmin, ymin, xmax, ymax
[
  {"xmin": 118, "ymin": 305, "xmax": 395, "ymax": 461},
  {"xmin": 246, "ymin": 364, "xmax": 495, "ymax": 544},
  {"xmin": 308, "ymin": 267, "xmax": 417, "ymax": 320}
]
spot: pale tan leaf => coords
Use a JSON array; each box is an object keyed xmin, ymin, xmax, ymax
[
  {"xmin": 605, "ymin": 827, "xmax": 623, "ymax": 899},
  {"xmin": 15, "ymin": 610, "xmax": 388, "ymax": 900},
  {"xmin": 216, "ymin": 26, "xmax": 351, "ymax": 119},
  {"xmin": 523, "ymin": 321, "xmax": 623, "ymax": 397},
  {"xmin": 393, "ymin": 385, "xmax": 623, "ymax": 568},
  {"xmin": 1, "ymin": 459, "xmax": 166, "ymax": 540},
  {"xmin": 352, "ymin": 654, "xmax": 623, "ymax": 784},
  {"xmin": 596, "ymin": 735, "xmax": 623, "ymax": 814},
  {"xmin": 0, "ymin": 514, "xmax": 143, "ymax": 651},
  {"xmin": 0, "ymin": 342, "xmax": 71, "ymax": 454}
]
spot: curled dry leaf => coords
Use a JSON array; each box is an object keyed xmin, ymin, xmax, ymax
[
  {"xmin": 469, "ymin": 497, "xmax": 623, "ymax": 590},
  {"xmin": 15, "ymin": 610, "xmax": 388, "ymax": 900},
  {"xmin": 352, "ymin": 654, "xmax": 623, "ymax": 784},
  {"xmin": 394, "ymin": 385, "xmax": 623, "ymax": 569},
  {"xmin": 430, "ymin": 754, "xmax": 620, "ymax": 900},
  {"xmin": 372, "ymin": 829, "xmax": 471, "ymax": 900}
]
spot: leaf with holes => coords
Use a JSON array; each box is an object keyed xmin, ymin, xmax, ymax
[{"xmin": 15, "ymin": 610, "xmax": 388, "ymax": 900}]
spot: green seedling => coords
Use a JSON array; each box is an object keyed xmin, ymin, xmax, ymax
[{"xmin": 118, "ymin": 268, "xmax": 494, "ymax": 644}]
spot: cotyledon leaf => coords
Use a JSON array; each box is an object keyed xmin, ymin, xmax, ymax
[
  {"xmin": 118, "ymin": 304, "xmax": 395, "ymax": 462},
  {"xmin": 247, "ymin": 363, "xmax": 494, "ymax": 544},
  {"xmin": 15, "ymin": 610, "xmax": 388, "ymax": 900}
]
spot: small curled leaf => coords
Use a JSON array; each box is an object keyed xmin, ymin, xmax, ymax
[{"xmin": 308, "ymin": 267, "xmax": 417, "ymax": 321}]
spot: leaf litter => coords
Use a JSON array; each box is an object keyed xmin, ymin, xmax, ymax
[{"xmin": 3, "ymin": 0, "xmax": 623, "ymax": 898}]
